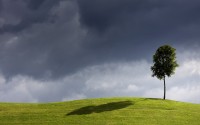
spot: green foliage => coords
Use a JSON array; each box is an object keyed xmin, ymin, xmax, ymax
[
  {"xmin": 0, "ymin": 97, "xmax": 200, "ymax": 125},
  {"xmin": 151, "ymin": 45, "xmax": 178, "ymax": 80}
]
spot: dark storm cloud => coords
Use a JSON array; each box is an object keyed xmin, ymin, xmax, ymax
[
  {"xmin": 77, "ymin": 0, "xmax": 162, "ymax": 32},
  {"xmin": 0, "ymin": 0, "xmax": 86, "ymax": 78},
  {"xmin": 0, "ymin": 0, "xmax": 200, "ymax": 79},
  {"xmin": 1, "ymin": 0, "xmax": 200, "ymax": 103},
  {"xmin": 73, "ymin": 0, "xmax": 200, "ymax": 69},
  {"xmin": 77, "ymin": 0, "xmax": 200, "ymax": 44},
  {"xmin": 0, "ymin": 0, "xmax": 61, "ymax": 33},
  {"xmin": 27, "ymin": 0, "xmax": 46, "ymax": 10}
]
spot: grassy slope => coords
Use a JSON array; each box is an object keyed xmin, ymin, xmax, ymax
[{"xmin": 0, "ymin": 97, "xmax": 200, "ymax": 125}]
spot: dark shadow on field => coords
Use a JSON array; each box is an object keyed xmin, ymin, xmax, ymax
[
  {"xmin": 67, "ymin": 101, "xmax": 133, "ymax": 115},
  {"xmin": 145, "ymin": 98, "xmax": 162, "ymax": 100}
]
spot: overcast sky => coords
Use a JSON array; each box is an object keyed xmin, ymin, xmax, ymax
[{"xmin": 0, "ymin": 0, "xmax": 200, "ymax": 103}]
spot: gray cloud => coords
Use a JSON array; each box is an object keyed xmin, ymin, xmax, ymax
[
  {"xmin": 1, "ymin": 0, "xmax": 200, "ymax": 78},
  {"xmin": 27, "ymin": 0, "xmax": 46, "ymax": 10},
  {"xmin": 75, "ymin": 0, "xmax": 200, "ymax": 67},
  {"xmin": 1, "ymin": 50, "xmax": 200, "ymax": 103},
  {"xmin": 0, "ymin": 0, "xmax": 88, "ymax": 78},
  {"xmin": 77, "ymin": 0, "xmax": 200, "ymax": 35},
  {"xmin": 77, "ymin": 0, "xmax": 200, "ymax": 49},
  {"xmin": 0, "ymin": 0, "xmax": 200, "ymax": 102},
  {"xmin": 0, "ymin": 0, "xmax": 61, "ymax": 33}
]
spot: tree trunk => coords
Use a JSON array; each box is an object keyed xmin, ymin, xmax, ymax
[{"xmin": 163, "ymin": 76, "xmax": 166, "ymax": 100}]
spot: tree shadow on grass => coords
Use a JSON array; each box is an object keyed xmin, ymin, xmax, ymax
[
  {"xmin": 145, "ymin": 98, "xmax": 162, "ymax": 100},
  {"xmin": 67, "ymin": 101, "xmax": 133, "ymax": 116}
]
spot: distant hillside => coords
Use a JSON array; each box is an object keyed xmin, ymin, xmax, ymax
[{"xmin": 0, "ymin": 97, "xmax": 200, "ymax": 125}]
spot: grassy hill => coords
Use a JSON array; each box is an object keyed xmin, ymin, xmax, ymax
[{"xmin": 0, "ymin": 97, "xmax": 200, "ymax": 125}]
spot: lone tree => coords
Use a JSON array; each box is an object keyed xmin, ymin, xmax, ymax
[{"xmin": 151, "ymin": 45, "xmax": 178, "ymax": 100}]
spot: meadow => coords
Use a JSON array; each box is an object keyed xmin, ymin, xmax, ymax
[{"xmin": 0, "ymin": 97, "xmax": 200, "ymax": 125}]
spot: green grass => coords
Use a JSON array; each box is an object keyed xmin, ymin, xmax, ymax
[{"xmin": 0, "ymin": 97, "xmax": 200, "ymax": 125}]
